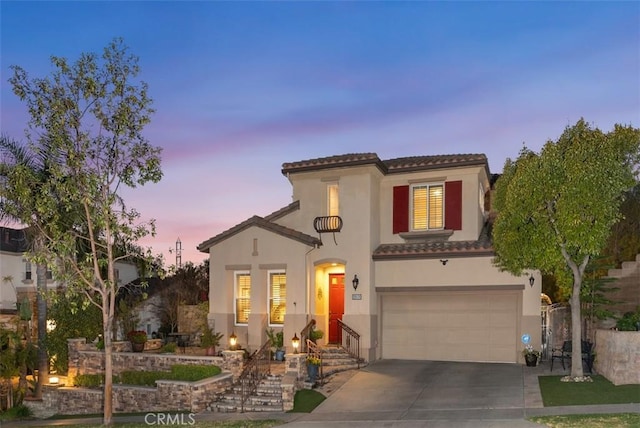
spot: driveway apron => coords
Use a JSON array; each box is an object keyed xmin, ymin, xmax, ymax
[{"xmin": 286, "ymin": 360, "xmax": 542, "ymax": 427}]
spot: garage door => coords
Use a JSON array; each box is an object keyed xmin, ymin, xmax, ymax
[{"xmin": 381, "ymin": 291, "xmax": 519, "ymax": 362}]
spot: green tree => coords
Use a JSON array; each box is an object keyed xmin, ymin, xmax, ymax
[
  {"xmin": 152, "ymin": 261, "xmax": 209, "ymax": 334},
  {"xmin": 47, "ymin": 291, "xmax": 102, "ymax": 374},
  {"xmin": 7, "ymin": 38, "xmax": 162, "ymax": 424},
  {"xmin": 492, "ymin": 119, "xmax": 639, "ymax": 379},
  {"xmin": 603, "ymin": 184, "xmax": 640, "ymax": 267},
  {"xmin": 0, "ymin": 134, "xmax": 62, "ymax": 399}
]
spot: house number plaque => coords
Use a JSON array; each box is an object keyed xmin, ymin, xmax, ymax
[{"xmin": 352, "ymin": 294, "xmax": 362, "ymax": 300}]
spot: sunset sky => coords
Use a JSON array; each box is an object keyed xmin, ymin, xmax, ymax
[{"xmin": 1, "ymin": 1, "xmax": 638, "ymax": 267}]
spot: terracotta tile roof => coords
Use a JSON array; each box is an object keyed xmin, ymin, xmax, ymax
[
  {"xmin": 383, "ymin": 153, "xmax": 488, "ymax": 174},
  {"xmin": 197, "ymin": 215, "xmax": 321, "ymax": 253},
  {"xmin": 372, "ymin": 223, "xmax": 494, "ymax": 260},
  {"xmin": 281, "ymin": 152, "xmax": 489, "ymax": 176},
  {"xmin": 281, "ymin": 153, "xmax": 383, "ymax": 175},
  {"xmin": 264, "ymin": 200, "xmax": 300, "ymax": 222}
]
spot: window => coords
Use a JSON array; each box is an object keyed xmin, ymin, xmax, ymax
[
  {"xmin": 327, "ymin": 183, "xmax": 339, "ymax": 216},
  {"xmin": 234, "ymin": 271, "xmax": 251, "ymax": 325},
  {"xmin": 410, "ymin": 183, "xmax": 444, "ymax": 230},
  {"xmin": 25, "ymin": 261, "xmax": 32, "ymax": 281},
  {"xmin": 393, "ymin": 181, "xmax": 462, "ymax": 234},
  {"xmin": 268, "ymin": 271, "xmax": 286, "ymax": 325}
]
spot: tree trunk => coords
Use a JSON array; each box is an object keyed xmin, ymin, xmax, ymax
[
  {"xmin": 103, "ymin": 312, "xmax": 113, "ymax": 425},
  {"xmin": 34, "ymin": 263, "xmax": 48, "ymax": 399},
  {"xmin": 569, "ymin": 279, "xmax": 584, "ymax": 378}
]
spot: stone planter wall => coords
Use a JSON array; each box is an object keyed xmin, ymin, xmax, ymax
[
  {"xmin": 42, "ymin": 373, "xmax": 234, "ymax": 415},
  {"xmin": 39, "ymin": 338, "xmax": 245, "ymax": 415},
  {"xmin": 594, "ymin": 329, "xmax": 640, "ymax": 385},
  {"xmin": 67, "ymin": 338, "xmax": 244, "ymax": 385}
]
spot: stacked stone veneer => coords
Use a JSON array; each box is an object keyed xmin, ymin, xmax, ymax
[
  {"xmin": 42, "ymin": 339, "xmax": 245, "ymax": 415},
  {"xmin": 281, "ymin": 353, "xmax": 309, "ymax": 411},
  {"xmin": 595, "ymin": 329, "xmax": 640, "ymax": 385}
]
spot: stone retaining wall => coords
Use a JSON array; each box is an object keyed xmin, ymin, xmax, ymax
[
  {"xmin": 67, "ymin": 338, "xmax": 244, "ymax": 384},
  {"xmin": 39, "ymin": 339, "xmax": 245, "ymax": 415},
  {"xmin": 594, "ymin": 329, "xmax": 640, "ymax": 385},
  {"xmin": 42, "ymin": 373, "xmax": 234, "ymax": 415}
]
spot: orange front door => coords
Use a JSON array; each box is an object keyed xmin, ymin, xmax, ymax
[{"xmin": 328, "ymin": 273, "xmax": 345, "ymax": 344}]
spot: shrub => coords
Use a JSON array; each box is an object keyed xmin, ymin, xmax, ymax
[
  {"xmin": 73, "ymin": 374, "xmax": 105, "ymax": 388},
  {"xmin": 117, "ymin": 370, "xmax": 162, "ymax": 386},
  {"xmin": 160, "ymin": 342, "xmax": 177, "ymax": 353},
  {"xmin": 116, "ymin": 364, "xmax": 222, "ymax": 386},
  {"xmin": 616, "ymin": 308, "xmax": 640, "ymax": 331},
  {"xmin": 170, "ymin": 364, "xmax": 221, "ymax": 381},
  {"xmin": 0, "ymin": 404, "xmax": 32, "ymax": 420},
  {"xmin": 127, "ymin": 330, "xmax": 148, "ymax": 344}
]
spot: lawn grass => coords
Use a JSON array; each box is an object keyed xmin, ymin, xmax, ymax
[
  {"xmin": 538, "ymin": 375, "xmax": 640, "ymax": 407},
  {"xmin": 288, "ymin": 389, "xmax": 326, "ymax": 413},
  {"xmin": 530, "ymin": 413, "xmax": 640, "ymax": 428}
]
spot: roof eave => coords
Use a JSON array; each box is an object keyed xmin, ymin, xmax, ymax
[{"xmin": 372, "ymin": 249, "xmax": 495, "ymax": 261}]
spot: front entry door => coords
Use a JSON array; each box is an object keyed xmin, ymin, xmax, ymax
[{"xmin": 328, "ymin": 273, "xmax": 345, "ymax": 344}]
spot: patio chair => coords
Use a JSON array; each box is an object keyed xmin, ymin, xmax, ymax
[
  {"xmin": 550, "ymin": 340, "xmax": 572, "ymax": 371},
  {"xmin": 550, "ymin": 340, "xmax": 594, "ymax": 373}
]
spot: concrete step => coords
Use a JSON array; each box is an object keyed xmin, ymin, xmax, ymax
[
  {"xmin": 218, "ymin": 393, "xmax": 283, "ymax": 405},
  {"xmin": 620, "ymin": 260, "xmax": 639, "ymax": 270},
  {"xmin": 214, "ymin": 373, "xmax": 284, "ymax": 413},
  {"xmin": 229, "ymin": 384, "xmax": 282, "ymax": 396},
  {"xmin": 216, "ymin": 402, "xmax": 283, "ymax": 412}
]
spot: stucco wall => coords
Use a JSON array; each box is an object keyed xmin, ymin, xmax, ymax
[
  {"xmin": 209, "ymin": 226, "xmax": 311, "ymax": 351},
  {"xmin": 375, "ymin": 256, "xmax": 540, "ymax": 317},
  {"xmin": 595, "ymin": 329, "xmax": 640, "ymax": 385}
]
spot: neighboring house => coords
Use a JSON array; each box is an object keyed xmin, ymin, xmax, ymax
[
  {"xmin": 0, "ymin": 225, "xmax": 140, "ymax": 324},
  {"xmin": 0, "ymin": 226, "xmax": 58, "ymax": 314},
  {"xmin": 198, "ymin": 153, "xmax": 541, "ymax": 363}
]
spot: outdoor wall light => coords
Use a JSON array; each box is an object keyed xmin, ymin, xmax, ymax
[
  {"xmin": 352, "ymin": 275, "xmax": 359, "ymax": 290},
  {"xmin": 440, "ymin": 259, "xmax": 449, "ymax": 266},
  {"xmin": 49, "ymin": 376, "xmax": 59, "ymax": 385},
  {"xmin": 529, "ymin": 274, "xmax": 535, "ymax": 287},
  {"xmin": 292, "ymin": 333, "xmax": 300, "ymax": 354},
  {"xmin": 229, "ymin": 332, "xmax": 237, "ymax": 350}
]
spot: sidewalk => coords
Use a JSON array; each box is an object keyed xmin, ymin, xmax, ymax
[{"xmin": 5, "ymin": 361, "xmax": 639, "ymax": 427}]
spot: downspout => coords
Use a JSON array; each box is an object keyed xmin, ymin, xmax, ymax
[{"xmin": 304, "ymin": 244, "xmax": 318, "ymax": 318}]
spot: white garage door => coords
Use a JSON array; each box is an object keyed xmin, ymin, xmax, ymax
[{"xmin": 381, "ymin": 291, "xmax": 520, "ymax": 362}]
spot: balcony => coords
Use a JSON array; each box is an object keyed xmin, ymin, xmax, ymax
[{"xmin": 313, "ymin": 216, "xmax": 343, "ymax": 234}]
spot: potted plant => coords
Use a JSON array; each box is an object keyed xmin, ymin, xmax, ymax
[
  {"xmin": 266, "ymin": 328, "xmax": 285, "ymax": 361},
  {"xmin": 200, "ymin": 328, "xmax": 224, "ymax": 356},
  {"xmin": 127, "ymin": 330, "xmax": 147, "ymax": 352},
  {"xmin": 522, "ymin": 345, "xmax": 540, "ymax": 367},
  {"xmin": 310, "ymin": 329, "xmax": 324, "ymax": 344},
  {"xmin": 306, "ymin": 355, "xmax": 321, "ymax": 383}
]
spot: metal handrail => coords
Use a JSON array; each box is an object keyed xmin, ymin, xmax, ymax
[
  {"xmin": 300, "ymin": 319, "xmax": 316, "ymax": 353},
  {"xmin": 238, "ymin": 339, "xmax": 271, "ymax": 412},
  {"xmin": 337, "ymin": 319, "xmax": 361, "ymax": 368},
  {"xmin": 306, "ymin": 339, "xmax": 324, "ymax": 383}
]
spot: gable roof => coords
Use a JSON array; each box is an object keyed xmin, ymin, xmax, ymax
[
  {"xmin": 197, "ymin": 213, "xmax": 321, "ymax": 253},
  {"xmin": 372, "ymin": 222, "xmax": 494, "ymax": 260},
  {"xmin": 281, "ymin": 152, "xmax": 489, "ymax": 176}
]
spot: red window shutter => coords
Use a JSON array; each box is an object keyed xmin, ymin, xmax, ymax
[
  {"xmin": 445, "ymin": 181, "xmax": 462, "ymax": 230},
  {"xmin": 393, "ymin": 185, "xmax": 409, "ymax": 234}
]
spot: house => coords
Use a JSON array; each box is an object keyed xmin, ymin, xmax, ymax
[
  {"xmin": 197, "ymin": 153, "xmax": 541, "ymax": 363},
  {"xmin": 0, "ymin": 226, "xmax": 140, "ymax": 328},
  {"xmin": 0, "ymin": 227, "xmax": 59, "ymax": 315}
]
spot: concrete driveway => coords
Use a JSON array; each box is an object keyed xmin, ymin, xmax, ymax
[{"xmin": 284, "ymin": 360, "xmax": 543, "ymax": 427}]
